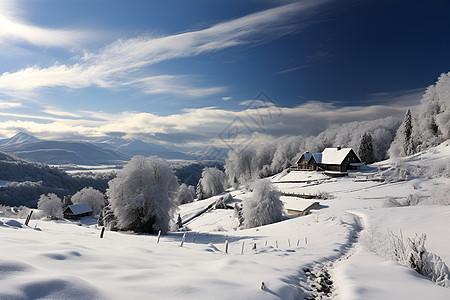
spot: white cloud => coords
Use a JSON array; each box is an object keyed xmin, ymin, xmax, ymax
[
  {"xmin": 222, "ymin": 97, "xmax": 232, "ymax": 101},
  {"xmin": 130, "ymin": 75, "xmax": 225, "ymax": 97},
  {"xmin": 0, "ymin": 96, "xmax": 414, "ymax": 147},
  {"xmin": 0, "ymin": 2, "xmax": 89, "ymax": 48},
  {"xmin": 0, "ymin": 0, "xmax": 331, "ymax": 97},
  {"xmin": 0, "ymin": 101, "xmax": 22, "ymax": 109}
]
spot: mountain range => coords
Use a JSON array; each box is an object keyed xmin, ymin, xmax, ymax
[{"xmin": 0, "ymin": 132, "xmax": 196, "ymax": 165}]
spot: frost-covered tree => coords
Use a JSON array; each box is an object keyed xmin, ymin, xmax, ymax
[
  {"xmin": 71, "ymin": 187, "xmax": 105, "ymax": 216},
  {"xmin": 225, "ymin": 147, "xmax": 255, "ymax": 188},
  {"xmin": 242, "ymin": 179, "xmax": 284, "ymax": 228},
  {"xmin": 198, "ymin": 167, "xmax": 227, "ymax": 198},
  {"xmin": 106, "ymin": 156, "xmax": 178, "ymax": 234},
  {"xmin": 174, "ymin": 183, "xmax": 195, "ymax": 205},
  {"xmin": 37, "ymin": 193, "xmax": 63, "ymax": 218},
  {"xmin": 358, "ymin": 132, "xmax": 375, "ymax": 164},
  {"xmin": 412, "ymin": 72, "xmax": 450, "ymax": 151}
]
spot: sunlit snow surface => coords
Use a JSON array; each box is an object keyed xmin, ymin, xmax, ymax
[{"xmin": 1, "ymin": 141, "xmax": 450, "ymax": 299}]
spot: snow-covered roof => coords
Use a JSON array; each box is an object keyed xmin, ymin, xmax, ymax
[
  {"xmin": 321, "ymin": 148, "xmax": 353, "ymax": 165},
  {"xmin": 300, "ymin": 152, "xmax": 322, "ymax": 163},
  {"xmin": 67, "ymin": 203, "xmax": 92, "ymax": 215}
]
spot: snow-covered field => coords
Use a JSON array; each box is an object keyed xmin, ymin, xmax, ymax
[{"xmin": 1, "ymin": 142, "xmax": 450, "ymax": 299}]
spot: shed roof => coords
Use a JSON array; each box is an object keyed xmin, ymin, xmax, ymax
[
  {"xmin": 66, "ymin": 203, "xmax": 92, "ymax": 215},
  {"xmin": 321, "ymin": 148, "xmax": 353, "ymax": 165}
]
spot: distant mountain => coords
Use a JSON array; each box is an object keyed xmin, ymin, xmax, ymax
[
  {"xmin": 0, "ymin": 133, "xmax": 130, "ymax": 165},
  {"xmin": 0, "ymin": 133, "xmax": 199, "ymax": 165},
  {"xmin": 0, "ymin": 132, "xmax": 39, "ymax": 146}
]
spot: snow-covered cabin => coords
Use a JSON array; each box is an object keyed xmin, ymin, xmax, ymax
[
  {"xmin": 296, "ymin": 152, "xmax": 322, "ymax": 170},
  {"xmin": 296, "ymin": 147, "xmax": 362, "ymax": 173},
  {"xmin": 63, "ymin": 203, "xmax": 93, "ymax": 219}
]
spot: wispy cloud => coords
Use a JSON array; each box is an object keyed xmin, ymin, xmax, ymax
[
  {"xmin": 0, "ymin": 0, "xmax": 331, "ymax": 97},
  {"xmin": 0, "ymin": 96, "xmax": 414, "ymax": 146},
  {"xmin": 276, "ymin": 50, "xmax": 334, "ymax": 75},
  {"xmin": 0, "ymin": 101, "xmax": 22, "ymax": 109},
  {"xmin": 0, "ymin": 2, "xmax": 89, "ymax": 48}
]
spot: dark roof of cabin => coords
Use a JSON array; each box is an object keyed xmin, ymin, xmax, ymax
[
  {"xmin": 298, "ymin": 152, "xmax": 322, "ymax": 164},
  {"xmin": 64, "ymin": 203, "xmax": 92, "ymax": 215}
]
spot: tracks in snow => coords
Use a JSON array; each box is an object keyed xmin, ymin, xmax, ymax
[{"xmin": 302, "ymin": 212, "xmax": 364, "ymax": 299}]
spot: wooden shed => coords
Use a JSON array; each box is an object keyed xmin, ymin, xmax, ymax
[{"xmin": 64, "ymin": 203, "xmax": 93, "ymax": 220}]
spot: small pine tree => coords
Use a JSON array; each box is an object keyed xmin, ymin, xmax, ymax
[
  {"xmin": 196, "ymin": 180, "xmax": 204, "ymax": 200},
  {"xmin": 402, "ymin": 109, "xmax": 413, "ymax": 155},
  {"xmin": 176, "ymin": 214, "xmax": 183, "ymax": 229},
  {"xmin": 358, "ymin": 132, "xmax": 375, "ymax": 164}
]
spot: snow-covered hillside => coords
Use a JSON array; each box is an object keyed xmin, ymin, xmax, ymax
[{"xmin": 1, "ymin": 141, "xmax": 449, "ymax": 299}]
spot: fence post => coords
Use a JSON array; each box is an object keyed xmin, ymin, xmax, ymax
[
  {"xmin": 276, "ymin": 241, "xmax": 278, "ymax": 248},
  {"xmin": 288, "ymin": 239, "xmax": 291, "ymax": 247},
  {"xmin": 241, "ymin": 241, "xmax": 245, "ymax": 254},
  {"xmin": 305, "ymin": 237, "xmax": 308, "ymax": 245},
  {"xmin": 225, "ymin": 240, "xmax": 229, "ymax": 254},
  {"xmin": 180, "ymin": 232, "xmax": 186, "ymax": 247},
  {"xmin": 100, "ymin": 227, "xmax": 105, "ymax": 238},
  {"xmin": 157, "ymin": 230, "xmax": 161, "ymax": 244},
  {"xmin": 297, "ymin": 239, "xmax": 300, "ymax": 246},
  {"xmin": 252, "ymin": 243, "xmax": 257, "ymax": 250},
  {"xmin": 265, "ymin": 240, "xmax": 268, "ymax": 246},
  {"xmin": 25, "ymin": 211, "xmax": 33, "ymax": 226}
]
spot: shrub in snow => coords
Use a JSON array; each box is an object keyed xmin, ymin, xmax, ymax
[
  {"xmin": 106, "ymin": 156, "xmax": 178, "ymax": 234},
  {"xmin": 174, "ymin": 183, "xmax": 195, "ymax": 205},
  {"xmin": 71, "ymin": 187, "xmax": 105, "ymax": 216},
  {"xmin": 361, "ymin": 229, "xmax": 450, "ymax": 288},
  {"xmin": 405, "ymin": 193, "xmax": 422, "ymax": 206},
  {"xmin": 383, "ymin": 197, "xmax": 404, "ymax": 207},
  {"xmin": 316, "ymin": 191, "xmax": 331, "ymax": 200},
  {"xmin": 242, "ymin": 179, "xmax": 284, "ymax": 229},
  {"xmin": 421, "ymin": 184, "xmax": 450, "ymax": 206},
  {"xmin": 37, "ymin": 193, "xmax": 63, "ymax": 218},
  {"xmin": 214, "ymin": 193, "xmax": 233, "ymax": 209},
  {"xmin": 197, "ymin": 167, "xmax": 227, "ymax": 199}
]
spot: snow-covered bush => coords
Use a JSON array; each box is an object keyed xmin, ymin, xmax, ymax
[
  {"xmin": 383, "ymin": 197, "xmax": 404, "ymax": 207},
  {"xmin": 71, "ymin": 187, "xmax": 105, "ymax": 216},
  {"xmin": 37, "ymin": 193, "xmax": 63, "ymax": 218},
  {"xmin": 361, "ymin": 229, "xmax": 450, "ymax": 288},
  {"xmin": 197, "ymin": 167, "xmax": 227, "ymax": 199},
  {"xmin": 174, "ymin": 183, "xmax": 195, "ymax": 205},
  {"xmin": 242, "ymin": 179, "xmax": 284, "ymax": 229},
  {"xmin": 421, "ymin": 184, "xmax": 450, "ymax": 206},
  {"xmin": 316, "ymin": 191, "xmax": 331, "ymax": 200},
  {"xmin": 106, "ymin": 156, "xmax": 178, "ymax": 234},
  {"xmin": 214, "ymin": 193, "xmax": 233, "ymax": 209}
]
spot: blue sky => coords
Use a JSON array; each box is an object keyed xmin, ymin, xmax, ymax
[{"xmin": 0, "ymin": 0, "xmax": 449, "ymax": 148}]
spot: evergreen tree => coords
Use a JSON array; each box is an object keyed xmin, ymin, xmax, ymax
[
  {"xmin": 176, "ymin": 214, "xmax": 183, "ymax": 229},
  {"xmin": 196, "ymin": 180, "xmax": 204, "ymax": 200},
  {"xmin": 358, "ymin": 133, "xmax": 375, "ymax": 164},
  {"xmin": 402, "ymin": 109, "xmax": 413, "ymax": 155}
]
